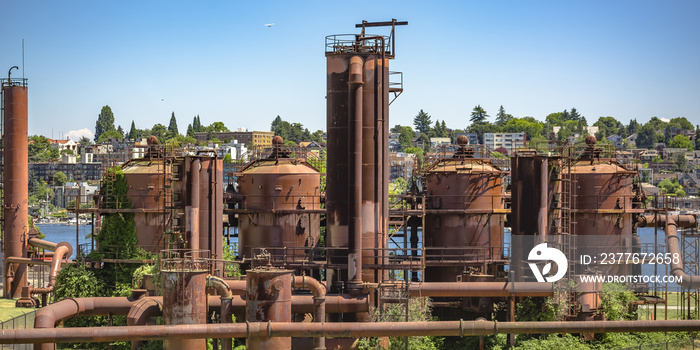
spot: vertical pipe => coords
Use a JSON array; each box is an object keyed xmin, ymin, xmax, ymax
[
  {"xmin": 348, "ymin": 56, "xmax": 364, "ymax": 286},
  {"xmin": 294, "ymin": 276, "xmax": 327, "ymax": 350},
  {"xmin": 189, "ymin": 158, "xmax": 201, "ymax": 251},
  {"xmin": 246, "ymin": 268, "xmax": 293, "ymax": 350},
  {"xmin": 538, "ymin": 157, "xmax": 548, "ymax": 238},
  {"xmin": 2, "ymin": 83, "xmax": 28, "ymax": 299}
]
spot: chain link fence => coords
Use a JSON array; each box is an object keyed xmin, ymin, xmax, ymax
[{"xmin": 0, "ymin": 309, "xmax": 37, "ymax": 349}]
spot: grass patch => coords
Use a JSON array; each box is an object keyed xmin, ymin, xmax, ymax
[{"xmin": 0, "ymin": 298, "xmax": 36, "ymax": 323}]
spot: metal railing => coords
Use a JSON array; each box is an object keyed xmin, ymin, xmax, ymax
[{"xmin": 325, "ymin": 34, "xmax": 391, "ymax": 55}]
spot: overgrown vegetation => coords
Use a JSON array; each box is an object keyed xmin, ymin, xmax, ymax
[{"xmin": 52, "ymin": 166, "xmax": 157, "ymax": 349}]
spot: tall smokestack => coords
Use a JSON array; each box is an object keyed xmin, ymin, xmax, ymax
[{"xmin": 2, "ymin": 71, "xmax": 29, "ymax": 299}]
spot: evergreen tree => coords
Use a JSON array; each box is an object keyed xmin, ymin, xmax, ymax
[
  {"xmin": 168, "ymin": 112, "xmax": 179, "ymax": 138},
  {"xmin": 628, "ymin": 119, "xmax": 640, "ymax": 135},
  {"xmin": 116, "ymin": 125, "xmax": 124, "ymax": 139},
  {"xmin": 271, "ymin": 115, "xmax": 283, "ymax": 132},
  {"xmin": 495, "ymin": 105, "xmax": 512, "ymax": 126},
  {"xmin": 470, "ymin": 105, "xmax": 488, "ymax": 124},
  {"xmin": 187, "ymin": 124, "xmax": 195, "ymax": 138},
  {"xmin": 94, "ymin": 105, "xmax": 116, "ymax": 142},
  {"xmin": 570, "ymin": 108, "xmax": 581, "ymax": 121},
  {"xmin": 192, "ymin": 115, "xmax": 203, "ymax": 132},
  {"xmin": 413, "ymin": 110, "xmax": 432, "ymax": 135},
  {"xmin": 128, "ymin": 121, "xmax": 138, "ymax": 139}
]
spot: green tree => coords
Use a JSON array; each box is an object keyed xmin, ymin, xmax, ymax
[
  {"xmin": 271, "ymin": 115, "xmax": 283, "ymax": 132},
  {"xmin": 672, "ymin": 152, "xmax": 688, "ymax": 173},
  {"xmin": 206, "ymin": 122, "xmax": 230, "ymax": 133},
  {"xmin": 593, "ymin": 116, "xmax": 623, "ymax": 140},
  {"xmin": 669, "ymin": 135, "xmax": 693, "ymax": 151},
  {"xmin": 78, "ymin": 136, "xmax": 92, "ymax": 146},
  {"xmin": 391, "ymin": 125, "xmax": 415, "ymax": 150},
  {"xmin": 658, "ymin": 178, "xmax": 682, "ymax": 195},
  {"xmin": 192, "ymin": 115, "xmax": 204, "ymax": 132},
  {"xmin": 431, "ymin": 119, "xmax": 449, "ymax": 138},
  {"xmin": 29, "ymin": 135, "xmax": 59, "ymax": 162},
  {"xmin": 467, "ymin": 121, "xmax": 498, "ymax": 144},
  {"xmin": 128, "ymin": 121, "xmax": 138, "ymax": 139},
  {"xmin": 310, "ymin": 130, "xmax": 325, "ymax": 144},
  {"xmin": 186, "ymin": 124, "xmax": 195, "ymax": 138},
  {"xmin": 413, "ymin": 109, "xmax": 432, "ymax": 135},
  {"xmin": 94, "ymin": 105, "xmax": 116, "ymax": 142},
  {"xmin": 167, "ymin": 112, "xmax": 179, "ymax": 139},
  {"xmin": 470, "ymin": 105, "xmax": 488, "ymax": 124},
  {"xmin": 149, "ymin": 123, "xmax": 168, "ymax": 142},
  {"xmin": 96, "ymin": 129, "xmax": 123, "ymax": 143},
  {"xmin": 503, "ymin": 117, "xmax": 544, "ymax": 140},
  {"xmin": 636, "ymin": 124, "xmax": 657, "ymax": 148},
  {"xmin": 495, "ymin": 105, "xmax": 512, "ymax": 126},
  {"xmin": 53, "ymin": 171, "xmax": 68, "ymax": 186}
]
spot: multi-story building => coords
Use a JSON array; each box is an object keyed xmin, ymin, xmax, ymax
[
  {"xmin": 30, "ymin": 161, "xmax": 103, "ymax": 184},
  {"xmin": 483, "ymin": 132, "xmax": 526, "ymax": 154},
  {"xmin": 52, "ymin": 182, "xmax": 100, "ymax": 209},
  {"xmin": 193, "ymin": 130, "xmax": 274, "ymax": 147},
  {"xmin": 389, "ymin": 152, "xmax": 416, "ymax": 181},
  {"xmin": 607, "ymin": 134, "xmax": 623, "ymax": 149},
  {"xmin": 48, "ymin": 138, "xmax": 78, "ymax": 154}
]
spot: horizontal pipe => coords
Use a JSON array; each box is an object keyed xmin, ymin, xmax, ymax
[
  {"xmin": 9, "ymin": 320, "xmax": 700, "ymax": 344},
  {"xmin": 408, "ymin": 282, "xmax": 555, "ymax": 297},
  {"xmin": 637, "ymin": 214, "xmax": 696, "ymax": 228},
  {"xmin": 6, "ymin": 257, "xmax": 55, "ymax": 266},
  {"xmin": 28, "ymin": 238, "xmax": 58, "ymax": 252},
  {"xmin": 224, "ymin": 279, "xmax": 246, "ymax": 295}
]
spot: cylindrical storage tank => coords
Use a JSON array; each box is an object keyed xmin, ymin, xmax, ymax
[
  {"xmin": 161, "ymin": 251, "xmax": 208, "ymax": 350},
  {"xmin": 571, "ymin": 158, "xmax": 638, "ymax": 276},
  {"xmin": 326, "ymin": 37, "xmax": 391, "ymax": 286},
  {"xmin": 2, "ymin": 82, "xmax": 29, "ymax": 299},
  {"xmin": 423, "ymin": 155, "xmax": 506, "ymax": 282},
  {"xmin": 246, "ymin": 267, "xmax": 293, "ymax": 350},
  {"xmin": 121, "ymin": 160, "xmax": 168, "ymax": 252},
  {"xmin": 236, "ymin": 158, "xmax": 321, "ymax": 262}
]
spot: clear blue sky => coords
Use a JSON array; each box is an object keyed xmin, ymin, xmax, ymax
[{"xmin": 1, "ymin": 1, "xmax": 699, "ymax": 140}]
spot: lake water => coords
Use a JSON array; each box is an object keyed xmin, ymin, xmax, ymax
[
  {"xmin": 37, "ymin": 223, "xmax": 695, "ymax": 290},
  {"xmin": 35, "ymin": 224, "xmax": 92, "ymax": 260}
]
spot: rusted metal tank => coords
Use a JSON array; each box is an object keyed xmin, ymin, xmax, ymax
[
  {"xmin": 569, "ymin": 140, "xmax": 639, "ymax": 277},
  {"xmin": 246, "ymin": 267, "xmax": 293, "ymax": 350},
  {"xmin": 236, "ymin": 148, "xmax": 321, "ymax": 262},
  {"xmin": 325, "ymin": 33, "xmax": 391, "ymax": 286},
  {"xmin": 121, "ymin": 160, "xmax": 168, "ymax": 252},
  {"xmin": 423, "ymin": 145, "xmax": 506, "ymax": 282},
  {"xmin": 2, "ymin": 78, "xmax": 29, "ymax": 299},
  {"xmin": 121, "ymin": 155, "xmax": 223, "ymax": 275},
  {"xmin": 161, "ymin": 250, "xmax": 209, "ymax": 350}
]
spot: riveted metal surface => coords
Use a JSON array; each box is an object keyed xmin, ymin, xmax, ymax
[
  {"xmin": 246, "ymin": 268, "xmax": 293, "ymax": 350},
  {"xmin": 237, "ymin": 159, "xmax": 321, "ymax": 261},
  {"xmin": 423, "ymin": 157, "xmax": 505, "ymax": 282},
  {"xmin": 2, "ymin": 84, "xmax": 29, "ymax": 299}
]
